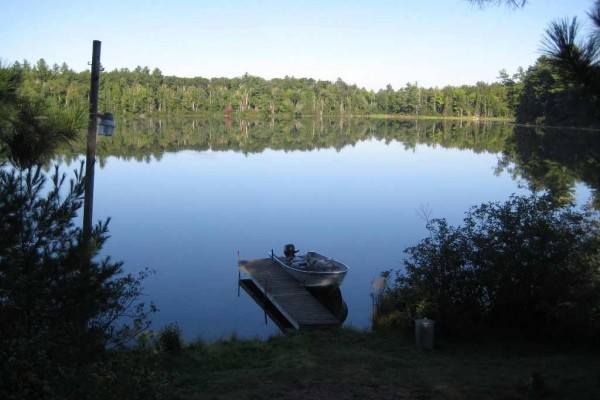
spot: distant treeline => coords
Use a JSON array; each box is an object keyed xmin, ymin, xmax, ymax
[
  {"xmin": 9, "ymin": 56, "xmax": 598, "ymax": 127},
  {"xmin": 12, "ymin": 59, "xmax": 515, "ymax": 119}
]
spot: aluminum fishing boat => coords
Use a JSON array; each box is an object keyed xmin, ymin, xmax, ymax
[{"xmin": 270, "ymin": 244, "xmax": 349, "ymax": 288}]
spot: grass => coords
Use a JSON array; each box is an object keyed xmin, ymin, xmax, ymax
[
  {"xmin": 162, "ymin": 328, "xmax": 600, "ymax": 399},
  {"xmin": 359, "ymin": 114, "xmax": 514, "ymax": 122}
]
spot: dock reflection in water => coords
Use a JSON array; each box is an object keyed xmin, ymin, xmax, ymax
[{"xmin": 308, "ymin": 286, "xmax": 348, "ymax": 325}]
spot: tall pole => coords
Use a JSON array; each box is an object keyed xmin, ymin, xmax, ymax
[{"xmin": 83, "ymin": 40, "xmax": 101, "ymax": 243}]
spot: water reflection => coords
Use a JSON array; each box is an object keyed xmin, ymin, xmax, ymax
[
  {"xmin": 58, "ymin": 117, "xmax": 513, "ymax": 162},
  {"xmin": 54, "ymin": 117, "xmax": 600, "ymax": 209},
  {"xmin": 309, "ymin": 287, "xmax": 348, "ymax": 324},
  {"xmin": 497, "ymin": 126, "xmax": 600, "ymax": 208}
]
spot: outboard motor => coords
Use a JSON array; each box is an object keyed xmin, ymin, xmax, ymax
[{"xmin": 283, "ymin": 244, "xmax": 298, "ymax": 259}]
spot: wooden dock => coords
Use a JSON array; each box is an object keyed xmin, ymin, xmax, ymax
[{"xmin": 238, "ymin": 258, "xmax": 341, "ymax": 330}]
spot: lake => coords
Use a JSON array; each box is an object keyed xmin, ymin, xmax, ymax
[{"xmin": 58, "ymin": 118, "xmax": 597, "ymax": 341}]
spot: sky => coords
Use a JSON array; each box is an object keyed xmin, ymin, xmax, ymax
[{"xmin": 0, "ymin": 0, "xmax": 595, "ymax": 91}]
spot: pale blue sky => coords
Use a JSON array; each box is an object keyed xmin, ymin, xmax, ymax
[{"xmin": 0, "ymin": 0, "xmax": 594, "ymax": 90}]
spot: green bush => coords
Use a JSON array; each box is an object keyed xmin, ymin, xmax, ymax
[
  {"xmin": 0, "ymin": 164, "xmax": 160, "ymax": 399},
  {"xmin": 374, "ymin": 194, "xmax": 600, "ymax": 341},
  {"xmin": 157, "ymin": 323, "xmax": 184, "ymax": 354}
]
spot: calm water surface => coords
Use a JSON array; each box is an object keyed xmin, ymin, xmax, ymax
[{"xmin": 59, "ymin": 119, "xmax": 595, "ymax": 340}]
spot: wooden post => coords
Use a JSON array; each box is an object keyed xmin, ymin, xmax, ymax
[
  {"xmin": 263, "ymin": 279, "xmax": 268, "ymax": 325},
  {"xmin": 83, "ymin": 40, "xmax": 101, "ymax": 243}
]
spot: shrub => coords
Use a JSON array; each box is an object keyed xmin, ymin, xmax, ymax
[
  {"xmin": 374, "ymin": 194, "xmax": 600, "ymax": 341},
  {"xmin": 157, "ymin": 323, "xmax": 184, "ymax": 353},
  {"xmin": 0, "ymin": 164, "xmax": 157, "ymax": 398}
]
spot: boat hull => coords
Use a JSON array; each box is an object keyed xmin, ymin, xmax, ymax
[{"xmin": 272, "ymin": 251, "xmax": 348, "ymax": 288}]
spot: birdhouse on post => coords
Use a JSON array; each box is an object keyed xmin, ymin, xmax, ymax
[{"xmin": 98, "ymin": 112, "xmax": 116, "ymax": 136}]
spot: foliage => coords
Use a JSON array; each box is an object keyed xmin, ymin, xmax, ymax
[
  {"xmin": 514, "ymin": 57, "xmax": 559, "ymax": 125},
  {"xmin": 541, "ymin": 13, "xmax": 600, "ymax": 92},
  {"xmin": 157, "ymin": 322, "xmax": 184, "ymax": 354},
  {"xmin": 515, "ymin": 56, "xmax": 600, "ymax": 127},
  {"xmin": 514, "ymin": 2, "xmax": 600, "ymax": 127},
  {"xmin": 374, "ymin": 194, "xmax": 600, "ymax": 341},
  {"xmin": 7, "ymin": 58, "xmax": 517, "ymax": 121},
  {"xmin": 0, "ymin": 63, "xmax": 84, "ymax": 167},
  {"xmin": 0, "ymin": 163, "xmax": 157, "ymax": 398},
  {"xmin": 470, "ymin": 0, "xmax": 600, "ymax": 127}
]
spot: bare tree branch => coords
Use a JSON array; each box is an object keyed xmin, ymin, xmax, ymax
[{"xmin": 468, "ymin": 0, "xmax": 527, "ymax": 9}]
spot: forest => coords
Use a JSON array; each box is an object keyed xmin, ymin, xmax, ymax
[
  {"xmin": 11, "ymin": 58, "xmax": 519, "ymax": 120},
  {"xmin": 9, "ymin": 45, "xmax": 599, "ymax": 128}
]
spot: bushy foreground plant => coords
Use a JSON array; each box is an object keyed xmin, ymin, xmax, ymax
[
  {"xmin": 156, "ymin": 322, "xmax": 184, "ymax": 354},
  {"xmin": 0, "ymin": 62, "xmax": 165, "ymax": 399},
  {"xmin": 374, "ymin": 194, "xmax": 600, "ymax": 341},
  {"xmin": 0, "ymin": 163, "xmax": 159, "ymax": 399}
]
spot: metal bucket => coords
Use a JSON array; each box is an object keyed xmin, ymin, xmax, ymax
[{"xmin": 415, "ymin": 318, "xmax": 435, "ymax": 350}]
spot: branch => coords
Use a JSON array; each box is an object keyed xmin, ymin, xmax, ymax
[{"xmin": 468, "ymin": 0, "xmax": 527, "ymax": 9}]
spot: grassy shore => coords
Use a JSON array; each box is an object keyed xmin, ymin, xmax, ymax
[
  {"xmin": 361, "ymin": 114, "xmax": 514, "ymax": 122},
  {"xmin": 162, "ymin": 328, "xmax": 599, "ymax": 399}
]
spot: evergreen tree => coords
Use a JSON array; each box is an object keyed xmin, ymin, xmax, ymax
[{"xmin": 0, "ymin": 63, "xmax": 157, "ymax": 399}]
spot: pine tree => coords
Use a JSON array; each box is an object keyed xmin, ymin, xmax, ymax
[{"xmin": 0, "ymin": 62, "xmax": 156, "ymax": 399}]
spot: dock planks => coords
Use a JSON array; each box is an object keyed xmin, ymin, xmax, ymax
[{"xmin": 238, "ymin": 258, "xmax": 341, "ymax": 330}]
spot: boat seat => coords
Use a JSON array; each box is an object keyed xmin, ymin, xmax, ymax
[
  {"xmin": 312, "ymin": 259, "xmax": 335, "ymax": 269},
  {"xmin": 292, "ymin": 260, "xmax": 308, "ymax": 269}
]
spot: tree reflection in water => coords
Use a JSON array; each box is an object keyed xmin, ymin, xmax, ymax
[{"xmin": 48, "ymin": 117, "xmax": 600, "ymax": 209}]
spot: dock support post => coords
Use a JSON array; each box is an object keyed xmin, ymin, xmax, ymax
[
  {"xmin": 263, "ymin": 279, "xmax": 268, "ymax": 325},
  {"xmin": 237, "ymin": 251, "xmax": 241, "ymax": 297}
]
